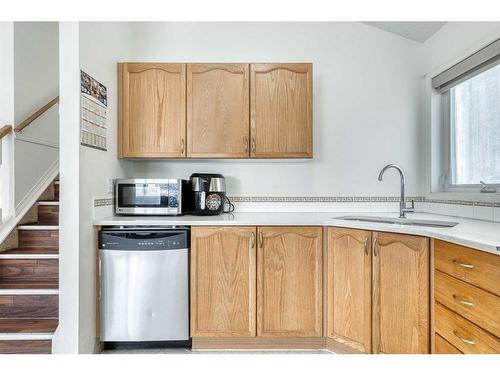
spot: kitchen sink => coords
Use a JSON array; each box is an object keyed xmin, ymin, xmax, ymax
[{"xmin": 333, "ymin": 215, "xmax": 459, "ymax": 228}]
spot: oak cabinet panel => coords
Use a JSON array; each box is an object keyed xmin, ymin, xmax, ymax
[
  {"xmin": 372, "ymin": 232, "xmax": 430, "ymax": 354},
  {"xmin": 434, "ymin": 239, "xmax": 500, "ymax": 296},
  {"xmin": 327, "ymin": 227, "xmax": 372, "ymax": 353},
  {"xmin": 190, "ymin": 226, "xmax": 256, "ymax": 337},
  {"xmin": 187, "ymin": 64, "xmax": 250, "ymax": 158},
  {"xmin": 435, "ymin": 302, "xmax": 500, "ymax": 354},
  {"xmin": 434, "ymin": 270, "xmax": 500, "ymax": 337},
  {"xmin": 435, "ymin": 334, "xmax": 462, "ymax": 354},
  {"xmin": 257, "ymin": 226, "xmax": 322, "ymax": 337},
  {"xmin": 118, "ymin": 63, "xmax": 186, "ymax": 158},
  {"xmin": 250, "ymin": 63, "xmax": 313, "ymax": 158}
]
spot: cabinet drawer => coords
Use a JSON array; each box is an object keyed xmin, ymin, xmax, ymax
[
  {"xmin": 435, "ymin": 270, "xmax": 500, "ymax": 337},
  {"xmin": 435, "ymin": 334, "xmax": 462, "ymax": 354},
  {"xmin": 434, "ymin": 240, "xmax": 500, "ymax": 296},
  {"xmin": 435, "ymin": 303, "xmax": 500, "ymax": 354}
]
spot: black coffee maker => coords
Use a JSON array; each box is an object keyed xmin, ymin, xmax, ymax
[{"xmin": 189, "ymin": 173, "xmax": 228, "ymax": 215}]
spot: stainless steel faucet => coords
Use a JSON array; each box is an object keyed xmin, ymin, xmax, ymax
[{"xmin": 378, "ymin": 164, "xmax": 414, "ymax": 218}]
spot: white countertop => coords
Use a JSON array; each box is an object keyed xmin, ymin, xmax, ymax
[{"xmin": 94, "ymin": 212, "xmax": 500, "ymax": 256}]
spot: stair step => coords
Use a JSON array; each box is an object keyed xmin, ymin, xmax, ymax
[
  {"xmin": 0, "ymin": 247, "xmax": 58, "ymax": 257},
  {"xmin": 0, "ymin": 319, "xmax": 58, "ymax": 333},
  {"xmin": 0, "ymin": 259, "xmax": 58, "ymax": 280},
  {"xmin": 0, "ymin": 279, "xmax": 59, "ymax": 290},
  {"xmin": 18, "ymin": 228, "xmax": 59, "ymax": 248},
  {"xmin": 36, "ymin": 203, "xmax": 59, "ymax": 225},
  {"xmin": 18, "ymin": 225, "xmax": 59, "ymax": 230},
  {"xmin": 37, "ymin": 201, "xmax": 59, "ymax": 205},
  {"xmin": 0, "ymin": 294, "xmax": 58, "ymax": 318},
  {"xmin": 0, "ymin": 335, "xmax": 52, "ymax": 354}
]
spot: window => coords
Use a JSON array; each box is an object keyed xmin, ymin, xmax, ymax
[
  {"xmin": 449, "ymin": 63, "xmax": 500, "ymax": 185},
  {"xmin": 431, "ymin": 38, "xmax": 500, "ymax": 191}
]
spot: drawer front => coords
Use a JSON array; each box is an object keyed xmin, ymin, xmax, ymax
[
  {"xmin": 435, "ymin": 270, "xmax": 500, "ymax": 337},
  {"xmin": 434, "ymin": 240, "xmax": 500, "ymax": 296},
  {"xmin": 435, "ymin": 334, "xmax": 462, "ymax": 354},
  {"xmin": 435, "ymin": 303, "xmax": 500, "ymax": 354}
]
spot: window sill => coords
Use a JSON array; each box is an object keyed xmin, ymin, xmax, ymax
[{"xmin": 425, "ymin": 192, "xmax": 500, "ymax": 204}]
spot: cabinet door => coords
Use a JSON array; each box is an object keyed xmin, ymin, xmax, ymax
[
  {"xmin": 250, "ymin": 63, "xmax": 312, "ymax": 158},
  {"xmin": 187, "ymin": 64, "xmax": 250, "ymax": 158},
  {"xmin": 257, "ymin": 226, "xmax": 322, "ymax": 337},
  {"xmin": 118, "ymin": 63, "xmax": 186, "ymax": 158},
  {"xmin": 190, "ymin": 226, "xmax": 256, "ymax": 337},
  {"xmin": 372, "ymin": 232, "xmax": 430, "ymax": 354},
  {"xmin": 327, "ymin": 227, "xmax": 372, "ymax": 353}
]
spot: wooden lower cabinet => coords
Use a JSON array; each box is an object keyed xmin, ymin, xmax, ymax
[
  {"xmin": 327, "ymin": 227, "xmax": 372, "ymax": 353},
  {"xmin": 327, "ymin": 229, "xmax": 430, "ymax": 354},
  {"xmin": 257, "ymin": 226, "xmax": 323, "ymax": 337},
  {"xmin": 190, "ymin": 226, "xmax": 256, "ymax": 337},
  {"xmin": 433, "ymin": 240, "xmax": 500, "ymax": 354},
  {"xmin": 372, "ymin": 232, "xmax": 430, "ymax": 354},
  {"xmin": 435, "ymin": 334, "xmax": 462, "ymax": 354}
]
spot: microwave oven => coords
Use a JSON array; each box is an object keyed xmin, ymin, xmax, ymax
[{"xmin": 115, "ymin": 179, "xmax": 188, "ymax": 216}]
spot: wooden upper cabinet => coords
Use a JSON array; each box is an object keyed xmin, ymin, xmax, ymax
[
  {"xmin": 372, "ymin": 232, "xmax": 430, "ymax": 354},
  {"xmin": 118, "ymin": 63, "xmax": 186, "ymax": 158},
  {"xmin": 190, "ymin": 226, "xmax": 256, "ymax": 337},
  {"xmin": 327, "ymin": 227, "xmax": 372, "ymax": 353},
  {"xmin": 257, "ymin": 226, "xmax": 322, "ymax": 337},
  {"xmin": 250, "ymin": 63, "xmax": 313, "ymax": 158},
  {"xmin": 187, "ymin": 64, "xmax": 250, "ymax": 158}
]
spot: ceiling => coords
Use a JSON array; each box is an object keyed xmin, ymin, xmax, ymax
[{"xmin": 364, "ymin": 22, "xmax": 447, "ymax": 43}]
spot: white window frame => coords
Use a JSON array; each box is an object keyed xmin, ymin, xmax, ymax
[
  {"xmin": 425, "ymin": 36, "xmax": 500, "ymax": 202},
  {"xmin": 442, "ymin": 70, "xmax": 500, "ymax": 193}
]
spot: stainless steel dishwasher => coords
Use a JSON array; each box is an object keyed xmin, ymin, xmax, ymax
[{"xmin": 99, "ymin": 227, "xmax": 189, "ymax": 342}]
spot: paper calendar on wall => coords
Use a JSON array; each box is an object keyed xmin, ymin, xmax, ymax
[{"xmin": 80, "ymin": 70, "xmax": 107, "ymax": 151}]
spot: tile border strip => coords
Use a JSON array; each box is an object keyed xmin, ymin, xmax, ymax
[{"xmin": 93, "ymin": 196, "xmax": 500, "ymax": 208}]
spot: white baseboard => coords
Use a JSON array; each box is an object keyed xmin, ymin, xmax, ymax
[{"xmin": 15, "ymin": 158, "xmax": 59, "ymax": 216}]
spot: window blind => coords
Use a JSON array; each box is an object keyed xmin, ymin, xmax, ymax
[{"xmin": 432, "ymin": 37, "xmax": 500, "ymax": 92}]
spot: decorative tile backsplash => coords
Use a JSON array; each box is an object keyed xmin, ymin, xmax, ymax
[{"xmin": 93, "ymin": 195, "xmax": 500, "ymax": 222}]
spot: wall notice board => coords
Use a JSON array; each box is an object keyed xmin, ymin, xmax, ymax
[{"xmin": 80, "ymin": 70, "xmax": 107, "ymax": 151}]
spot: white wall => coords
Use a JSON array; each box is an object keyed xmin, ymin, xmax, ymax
[
  {"xmin": 129, "ymin": 22, "xmax": 425, "ymax": 197},
  {"xmin": 13, "ymin": 22, "xmax": 59, "ymax": 208},
  {"xmin": 54, "ymin": 21, "xmax": 80, "ymax": 354},
  {"xmin": 78, "ymin": 21, "xmax": 135, "ymax": 353},
  {"xmin": 422, "ymin": 22, "xmax": 500, "ymax": 74},
  {"xmin": 0, "ymin": 22, "xmax": 14, "ymax": 221},
  {"xmin": 14, "ymin": 22, "xmax": 59, "ymax": 124}
]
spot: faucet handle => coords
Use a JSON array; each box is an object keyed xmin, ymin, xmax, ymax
[{"xmin": 403, "ymin": 199, "xmax": 415, "ymax": 213}]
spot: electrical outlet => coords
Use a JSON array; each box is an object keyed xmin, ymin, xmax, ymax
[{"xmin": 107, "ymin": 178, "xmax": 114, "ymax": 195}]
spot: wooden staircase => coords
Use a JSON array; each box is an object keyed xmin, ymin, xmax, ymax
[{"xmin": 0, "ymin": 179, "xmax": 59, "ymax": 354}]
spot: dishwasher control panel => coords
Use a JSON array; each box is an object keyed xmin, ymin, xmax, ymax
[{"xmin": 99, "ymin": 228, "xmax": 189, "ymax": 251}]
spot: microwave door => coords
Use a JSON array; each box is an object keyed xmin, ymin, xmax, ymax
[{"xmin": 117, "ymin": 184, "xmax": 167, "ymax": 210}]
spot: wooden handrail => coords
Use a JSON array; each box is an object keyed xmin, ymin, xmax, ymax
[
  {"xmin": 0, "ymin": 124, "xmax": 13, "ymax": 140},
  {"xmin": 14, "ymin": 96, "xmax": 59, "ymax": 133}
]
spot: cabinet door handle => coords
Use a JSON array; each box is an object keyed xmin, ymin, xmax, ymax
[
  {"xmin": 363, "ymin": 237, "xmax": 369, "ymax": 255},
  {"xmin": 453, "ymin": 330, "xmax": 475, "ymax": 346},
  {"xmin": 250, "ymin": 232, "xmax": 255, "ymax": 248},
  {"xmin": 244, "ymin": 136, "xmax": 249, "ymax": 153},
  {"xmin": 180, "ymin": 138, "xmax": 185, "ymax": 154},
  {"xmin": 372, "ymin": 237, "xmax": 378, "ymax": 256},
  {"xmin": 452, "ymin": 294, "xmax": 474, "ymax": 307},
  {"xmin": 251, "ymin": 138, "xmax": 256, "ymax": 153},
  {"xmin": 258, "ymin": 231, "xmax": 263, "ymax": 247},
  {"xmin": 452, "ymin": 259, "xmax": 474, "ymax": 269}
]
